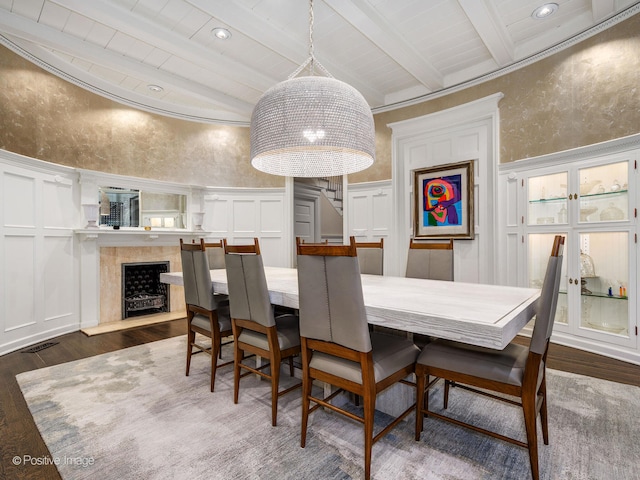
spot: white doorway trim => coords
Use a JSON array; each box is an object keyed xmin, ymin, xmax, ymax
[{"xmin": 388, "ymin": 93, "xmax": 503, "ymax": 280}]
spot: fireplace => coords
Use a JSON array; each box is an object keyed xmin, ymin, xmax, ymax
[{"xmin": 121, "ymin": 261, "xmax": 170, "ymax": 319}]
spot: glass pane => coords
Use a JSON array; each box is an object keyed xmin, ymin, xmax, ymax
[
  {"xmin": 528, "ymin": 233, "xmax": 568, "ymax": 325},
  {"xmin": 578, "ymin": 161, "xmax": 628, "ymax": 223},
  {"xmin": 527, "ymin": 172, "xmax": 568, "ymax": 226},
  {"xmin": 99, "ymin": 187, "xmax": 140, "ymax": 227},
  {"xmin": 580, "ymin": 232, "xmax": 629, "ymax": 335}
]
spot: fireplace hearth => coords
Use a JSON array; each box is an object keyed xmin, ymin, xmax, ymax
[{"xmin": 121, "ymin": 261, "xmax": 170, "ymax": 319}]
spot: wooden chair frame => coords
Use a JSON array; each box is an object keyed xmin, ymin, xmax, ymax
[
  {"xmin": 297, "ymin": 237, "xmax": 417, "ymax": 480},
  {"xmin": 180, "ymin": 238, "xmax": 233, "ymax": 392},
  {"xmin": 408, "ymin": 238, "xmax": 453, "ymax": 250},
  {"xmin": 223, "ymin": 238, "xmax": 301, "ymax": 426},
  {"xmin": 415, "ymin": 235, "xmax": 564, "ymax": 480}
]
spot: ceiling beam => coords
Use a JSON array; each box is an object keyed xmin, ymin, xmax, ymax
[
  {"xmin": 457, "ymin": 0, "xmax": 514, "ymax": 67},
  {"xmin": 324, "ymin": 0, "xmax": 443, "ymax": 91}
]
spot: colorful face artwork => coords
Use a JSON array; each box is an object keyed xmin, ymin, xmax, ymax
[{"xmin": 423, "ymin": 175, "xmax": 462, "ymax": 227}]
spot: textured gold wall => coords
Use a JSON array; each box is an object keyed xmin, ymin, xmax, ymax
[
  {"xmin": 0, "ymin": 45, "xmax": 282, "ymax": 188},
  {"xmin": 1, "ymin": 13, "xmax": 639, "ymax": 187}
]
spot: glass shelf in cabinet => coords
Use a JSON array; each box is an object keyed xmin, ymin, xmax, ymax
[
  {"xmin": 528, "ymin": 196, "xmax": 567, "ymax": 205},
  {"xmin": 580, "ymin": 291, "xmax": 628, "ymax": 300},
  {"xmin": 580, "ymin": 189, "xmax": 627, "ymax": 200}
]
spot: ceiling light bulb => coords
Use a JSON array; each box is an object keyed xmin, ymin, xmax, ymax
[
  {"xmin": 147, "ymin": 84, "xmax": 163, "ymax": 92},
  {"xmin": 532, "ymin": 3, "xmax": 559, "ymax": 19},
  {"xmin": 211, "ymin": 28, "xmax": 231, "ymax": 40}
]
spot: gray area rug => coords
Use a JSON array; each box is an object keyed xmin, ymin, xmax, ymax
[{"xmin": 17, "ymin": 336, "xmax": 640, "ymax": 480}]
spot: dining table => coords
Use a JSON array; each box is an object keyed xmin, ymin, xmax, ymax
[{"xmin": 160, "ymin": 266, "xmax": 540, "ymax": 350}]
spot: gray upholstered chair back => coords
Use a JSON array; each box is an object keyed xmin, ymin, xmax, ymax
[
  {"xmin": 530, "ymin": 236, "xmax": 564, "ymax": 355},
  {"xmin": 405, "ymin": 239, "xmax": 454, "ymax": 281},
  {"xmin": 297, "ymin": 243, "xmax": 372, "ymax": 353},
  {"xmin": 356, "ymin": 239, "xmax": 384, "ymax": 275},
  {"xmin": 180, "ymin": 240, "xmax": 218, "ymax": 311},
  {"xmin": 205, "ymin": 242, "xmax": 226, "ymax": 269},
  {"xmin": 224, "ymin": 252, "xmax": 275, "ymax": 328}
]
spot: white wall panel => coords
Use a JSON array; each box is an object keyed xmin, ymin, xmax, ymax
[
  {"xmin": 260, "ymin": 200, "xmax": 283, "ymax": 233},
  {"xmin": 3, "ymin": 235, "xmax": 36, "ymax": 331},
  {"xmin": 3, "ymin": 171, "xmax": 36, "ymax": 227},
  {"xmin": 204, "ymin": 188, "xmax": 288, "ymax": 267},
  {"xmin": 232, "ymin": 200, "xmax": 256, "ymax": 233},
  {"xmin": 44, "ymin": 236, "xmax": 74, "ymax": 321},
  {"xmin": 207, "ymin": 198, "xmax": 229, "ymax": 233},
  {"xmin": 43, "ymin": 178, "xmax": 74, "ymax": 228},
  {"xmin": 371, "ymin": 190, "xmax": 391, "ymax": 234},
  {"xmin": 350, "ymin": 194, "xmax": 369, "ymax": 232}
]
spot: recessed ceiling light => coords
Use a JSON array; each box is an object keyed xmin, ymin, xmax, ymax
[
  {"xmin": 147, "ymin": 84, "xmax": 163, "ymax": 92},
  {"xmin": 211, "ymin": 27, "xmax": 231, "ymax": 40},
  {"xmin": 532, "ymin": 3, "xmax": 559, "ymax": 19}
]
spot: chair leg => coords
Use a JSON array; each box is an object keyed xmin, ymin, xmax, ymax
[
  {"xmin": 271, "ymin": 357, "xmax": 281, "ymax": 426},
  {"xmin": 186, "ymin": 328, "xmax": 195, "ymax": 376},
  {"xmin": 539, "ymin": 378, "xmax": 549, "ymax": 445},
  {"xmin": 210, "ymin": 345, "xmax": 218, "ymax": 393},
  {"xmin": 288, "ymin": 356, "xmax": 294, "ymax": 377},
  {"xmin": 363, "ymin": 390, "xmax": 376, "ymax": 480},
  {"xmin": 444, "ymin": 380, "xmax": 451, "ymax": 409},
  {"xmin": 415, "ymin": 370, "xmax": 425, "ymax": 441},
  {"xmin": 233, "ymin": 345, "xmax": 242, "ymax": 405},
  {"xmin": 522, "ymin": 394, "xmax": 540, "ymax": 480},
  {"xmin": 300, "ymin": 372, "xmax": 312, "ymax": 448}
]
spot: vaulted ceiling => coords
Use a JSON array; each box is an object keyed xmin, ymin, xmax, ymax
[{"xmin": 1, "ymin": 0, "xmax": 638, "ymax": 125}]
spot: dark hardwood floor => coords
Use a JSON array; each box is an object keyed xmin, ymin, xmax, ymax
[{"xmin": 1, "ymin": 319, "xmax": 638, "ymax": 480}]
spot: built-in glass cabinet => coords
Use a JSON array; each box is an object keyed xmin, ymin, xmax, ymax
[{"xmin": 522, "ymin": 156, "xmax": 635, "ymax": 349}]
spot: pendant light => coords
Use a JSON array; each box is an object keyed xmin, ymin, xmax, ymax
[{"xmin": 250, "ymin": 0, "xmax": 375, "ymax": 177}]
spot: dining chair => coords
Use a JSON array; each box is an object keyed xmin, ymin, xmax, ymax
[
  {"xmin": 414, "ymin": 235, "xmax": 564, "ymax": 480},
  {"xmin": 180, "ymin": 238, "xmax": 233, "ymax": 392},
  {"xmin": 405, "ymin": 238, "xmax": 454, "ymax": 280},
  {"xmin": 296, "ymin": 236, "xmax": 420, "ymax": 480},
  {"xmin": 222, "ymin": 238, "xmax": 301, "ymax": 426},
  {"xmin": 355, "ymin": 238, "xmax": 384, "ymax": 275}
]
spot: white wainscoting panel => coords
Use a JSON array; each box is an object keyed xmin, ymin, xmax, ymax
[
  {"xmin": 204, "ymin": 188, "xmax": 287, "ymax": 267},
  {"xmin": 43, "ymin": 235, "xmax": 75, "ymax": 322},
  {"xmin": 1, "ymin": 152, "xmax": 79, "ymax": 355},
  {"xmin": 4, "ymin": 234, "xmax": 36, "ymax": 331}
]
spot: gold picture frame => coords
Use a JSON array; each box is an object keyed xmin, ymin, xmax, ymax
[{"xmin": 413, "ymin": 160, "xmax": 475, "ymax": 239}]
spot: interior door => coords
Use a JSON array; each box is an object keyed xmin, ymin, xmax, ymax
[{"xmin": 294, "ymin": 197, "xmax": 316, "ymax": 243}]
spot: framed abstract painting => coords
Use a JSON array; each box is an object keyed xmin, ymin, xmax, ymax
[{"xmin": 413, "ymin": 160, "xmax": 475, "ymax": 239}]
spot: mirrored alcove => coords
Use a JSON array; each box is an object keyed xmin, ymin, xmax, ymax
[{"xmin": 99, "ymin": 187, "xmax": 187, "ymax": 229}]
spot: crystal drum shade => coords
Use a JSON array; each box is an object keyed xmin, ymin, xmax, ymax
[{"xmin": 250, "ymin": 76, "xmax": 375, "ymax": 177}]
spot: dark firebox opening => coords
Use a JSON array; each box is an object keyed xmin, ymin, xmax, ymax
[{"xmin": 121, "ymin": 261, "xmax": 170, "ymax": 319}]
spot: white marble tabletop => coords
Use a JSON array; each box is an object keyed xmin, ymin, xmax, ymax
[{"xmin": 161, "ymin": 267, "xmax": 540, "ymax": 350}]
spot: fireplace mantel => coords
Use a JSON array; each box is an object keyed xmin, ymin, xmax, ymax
[{"xmin": 75, "ymin": 229, "xmax": 215, "ymax": 247}]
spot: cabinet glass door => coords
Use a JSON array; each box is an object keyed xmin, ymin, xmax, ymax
[
  {"xmin": 577, "ymin": 161, "xmax": 628, "ymax": 224},
  {"xmin": 578, "ymin": 231, "xmax": 629, "ymax": 335},
  {"xmin": 527, "ymin": 172, "xmax": 568, "ymax": 226},
  {"xmin": 528, "ymin": 233, "xmax": 568, "ymax": 326}
]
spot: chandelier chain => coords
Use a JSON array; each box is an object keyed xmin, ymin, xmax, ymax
[{"xmin": 309, "ymin": 0, "xmax": 314, "ymax": 75}]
